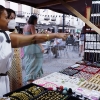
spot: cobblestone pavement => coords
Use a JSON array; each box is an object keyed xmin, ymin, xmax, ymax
[{"xmin": 41, "ymin": 47, "xmax": 82, "ymax": 77}]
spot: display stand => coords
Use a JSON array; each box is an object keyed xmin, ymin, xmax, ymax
[
  {"xmin": 76, "ymin": 0, "xmax": 100, "ymax": 67},
  {"xmin": 84, "ymin": 29, "xmax": 100, "ymax": 67},
  {"xmin": 84, "ymin": 0, "xmax": 100, "ymax": 67}
]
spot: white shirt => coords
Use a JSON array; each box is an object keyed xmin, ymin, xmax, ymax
[
  {"xmin": 53, "ymin": 39, "xmax": 65, "ymax": 46},
  {"xmin": 0, "ymin": 31, "xmax": 13, "ymax": 97}
]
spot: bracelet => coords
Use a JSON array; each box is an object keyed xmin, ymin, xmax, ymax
[{"xmin": 46, "ymin": 34, "xmax": 49, "ymax": 41}]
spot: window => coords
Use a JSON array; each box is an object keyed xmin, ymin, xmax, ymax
[
  {"xmin": 5, "ymin": 1, "xmax": 10, "ymax": 8},
  {"xmin": 72, "ymin": 21, "xmax": 74, "ymax": 25},
  {"xmin": 17, "ymin": 4, "xmax": 24, "ymax": 17},
  {"xmin": 18, "ymin": 4, "xmax": 22, "ymax": 11}
]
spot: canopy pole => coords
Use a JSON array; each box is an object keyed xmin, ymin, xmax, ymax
[
  {"xmin": 63, "ymin": 14, "xmax": 65, "ymax": 32},
  {"xmin": 59, "ymin": 0, "xmax": 100, "ymax": 34},
  {"xmin": 86, "ymin": 7, "xmax": 91, "ymax": 20}
]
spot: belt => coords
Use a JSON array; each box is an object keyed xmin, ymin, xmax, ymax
[{"xmin": 0, "ymin": 72, "xmax": 8, "ymax": 76}]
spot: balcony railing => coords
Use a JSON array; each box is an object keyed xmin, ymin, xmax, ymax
[
  {"xmin": 49, "ymin": 22, "xmax": 56, "ymax": 25},
  {"xmin": 51, "ymin": 17, "xmax": 56, "ymax": 21},
  {"xmin": 44, "ymin": 16, "xmax": 50, "ymax": 20},
  {"xmin": 16, "ymin": 11, "xmax": 24, "ymax": 17}
]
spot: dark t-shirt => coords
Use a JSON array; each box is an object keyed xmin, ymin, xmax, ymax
[{"xmin": 80, "ymin": 33, "xmax": 85, "ymax": 41}]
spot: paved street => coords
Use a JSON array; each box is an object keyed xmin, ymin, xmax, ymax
[{"xmin": 41, "ymin": 46, "xmax": 82, "ymax": 77}]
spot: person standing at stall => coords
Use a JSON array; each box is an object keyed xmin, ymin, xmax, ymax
[
  {"xmin": 6, "ymin": 8, "xmax": 23, "ymax": 91},
  {"xmin": 79, "ymin": 26, "xmax": 85, "ymax": 57}
]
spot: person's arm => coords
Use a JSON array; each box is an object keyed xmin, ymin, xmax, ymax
[{"xmin": 10, "ymin": 33, "xmax": 69, "ymax": 48}]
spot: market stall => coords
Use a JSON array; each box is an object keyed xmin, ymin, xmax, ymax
[
  {"xmin": 3, "ymin": 65, "xmax": 100, "ymax": 99},
  {"xmin": 3, "ymin": 0, "xmax": 100, "ymax": 100}
]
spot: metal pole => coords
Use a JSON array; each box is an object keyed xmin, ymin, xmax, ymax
[{"xmin": 63, "ymin": 13, "xmax": 65, "ymax": 32}]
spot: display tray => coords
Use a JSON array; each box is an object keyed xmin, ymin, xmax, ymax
[
  {"xmin": 82, "ymin": 66, "xmax": 100, "ymax": 74},
  {"xmin": 66, "ymin": 96, "xmax": 81, "ymax": 100},
  {"xmin": 32, "ymin": 90, "xmax": 68, "ymax": 100},
  {"xmin": 73, "ymin": 65, "xmax": 87, "ymax": 71},
  {"xmin": 77, "ymin": 60, "xmax": 100, "ymax": 67},
  {"xmin": 92, "ymin": 63, "xmax": 100, "ymax": 68},
  {"xmin": 73, "ymin": 71, "xmax": 93, "ymax": 80},
  {"xmin": 76, "ymin": 61, "xmax": 86, "ymax": 65},
  {"xmin": 76, "ymin": 60, "xmax": 100, "ymax": 68},
  {"xmin": 83, "ymin": 63, "xmax": 100, "ymax": 67},
  {"xmin": 97, "ymin": 70, "xmax": 100, "ymax": 74},
  {"xmin": 3, "ymin": 83, "xmax": 71, "ymax": 100},
  {"xmin": 3, "ymin": 83, "xmax": 47, "ymax": 99},
  {"xmin": 88, "ymin": 74, "xmax": 100, "ymax": 85},
  {"xmin": 80, "ymin": 81, "xmax": 100, "ymax": 91},
  {"xmin": 59, "ymin": 68, "xmax": 79, "ymax": 76}
]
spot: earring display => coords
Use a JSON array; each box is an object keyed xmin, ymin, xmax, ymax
[
  {"xmin": 82, "ymin": 66, "xmax": 100, "ymax": 74},
  {"xmin": 34, "ymin": 91, "xmax": 65, "ymax": 100},
  {"xmin": 84, "ymin": 31, "xmax": 100, "ymax": 66},
  {"xmin": 97, "ymin": 70, "xmax": 100, "ymax": 74},
  {"xmin": 73, "ymin": 71, "xmax": 94, "ymax": 81},
  {"xmin": 73, "ymin": 65, "xmax": 87, "ymax": 71},
  {"xmin": 27, "ymin": 86, "xmax": 44, "ymax": 96},
  {"xmin": 39, "ymin": 72, "xmax": 81, "ymax": 87},
  {"xmin": 9, "ymin": 92, "xmax": 30, "ymax": 100},
  {"xmin": 33, "ymin": 79, "xmax": 47, "ymax": 86},
  {"xmin": 80, "ymin": 81, "xmax": 100, "ymax": 91},
  {"xmin": 42, "ymin": 82, "xmax": 57, "ymax": 89},
  {"xmin": 88, "ymin": 74, "xmax": 100, "ymax": 85},
  {"xmin": 59, "ymin": 68, "xmax": 79, "ymax": 76},
  {"xmin": 4, "ymin": 83, "xmax": 47, "ymax": 100},
  {"xmin": 89, "ymin": 78, "xmax": 100, "ymax": 85}
]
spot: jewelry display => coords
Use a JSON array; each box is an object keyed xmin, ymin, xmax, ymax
[
  {"xmin": 34, "ymin": 91, "xmax": 65, "ymax": 100},
  {"xmin": 84, "ymin": 31, "xmax": 100, "ymax": 65},
  {"xmin": 88, "ymin": 74, "xmax": 100, "ymax": 85},
  {"xmin": 74, "ymin": 71, "xmax": 93, "ymax": 80},
  {"xmin": 82, "ymin": 66, "xmax": 99, "ymax": 74},
  {"xmin": 10, "ymin": 92, "xmax": 29, "ymax": 100},
  {"xmin": 80, "ymin": 81, "xmax": 100, "ymax": 91},
  {"xmin": 59, "ymin": 68, "xmax": 79, "ymax": 76},
  {"xmin": 5, "ymin": 84, "xmax": 47, "ymax": 100},
  {"xmin": 74, "ymin": 65, "xmax": 86, "ymax": 71}
]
